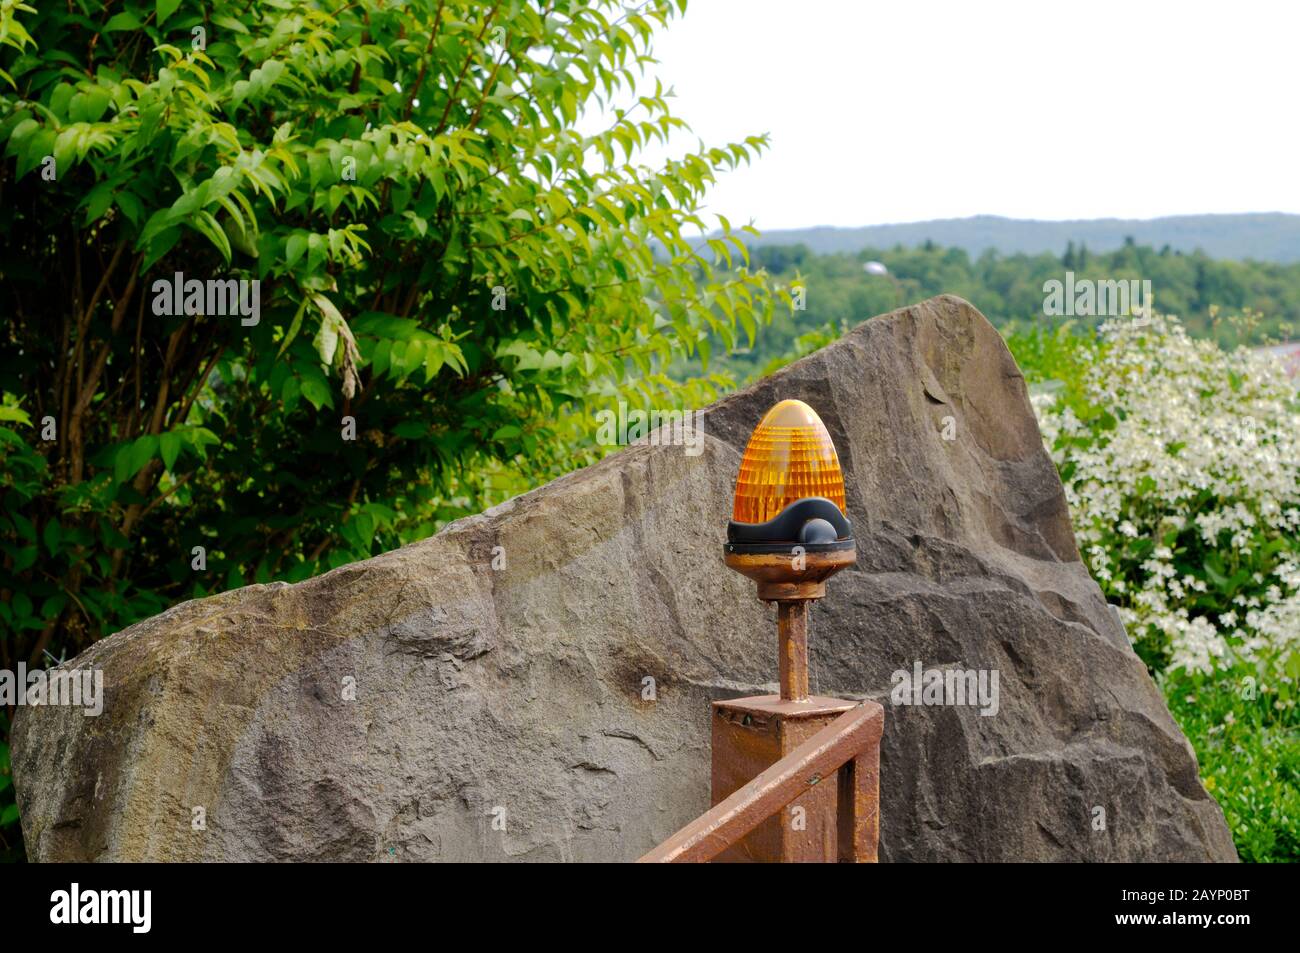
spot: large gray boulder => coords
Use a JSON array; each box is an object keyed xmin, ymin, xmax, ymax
[{"xmin": 12, "ymin": 295, "xmax": 1237, "ymax": 861}]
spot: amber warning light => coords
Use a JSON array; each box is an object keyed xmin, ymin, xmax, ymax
[
  {"xmin": 726, "ymin": 399, "xmax": 853, "ymax": 554},
  {"xmin": 636, "ymin": 396, "xmax": 882, "ymax": 865}
]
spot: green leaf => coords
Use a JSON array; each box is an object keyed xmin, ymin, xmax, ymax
[
  {"xmin": 18, "ymin": 127, "xmax": 54, "ymax": 178},
  {"xmin": 42, "ymin": 518, "xmax": 61, "ymax": 556},
  {"xmin": 211, "ymin": 15, "xmax": 251, "ymax": 34},
  {"xmin": 187, "ymin": 210, "xmax": 232, "ymax": 265},
  {"xmin": 40, "ymin": 594, "xmax": 67, "ymax": 620},
  {"xmin": 11, "ymin": 512, "xmax": 36, "ymax": 541},
  {"xmin": 48, "ymin": 84, "xmax": 74, "ymax": 119},
  {"xmin": 160, "ymin": 432, "xmax": 182, "ymax": 471},
  {"xmin": 104, "ymin": 11, "xmax": 143, "ymax": 31},
  {"xmin": 82, "ymin": 184, "xmax": 114, "ymax": 225},
  {"xmin": 117, "ymin": 435, "xmax": 158, "ymax": 483},
  {"xmin": 222, "ymin": 215, "xmax": 259, "ymax": 258},
  {"xmin": 285, "ymin": 233, "xmax": 307, "ymax": 269},
  {"xmin": 5, "ymin": 117, "xmax": 39, "ymax": 151},
  {"xmin": 300, "ymin": 376, "xmax": 330, "ymax": 410},
  {"xmin": 1204, "ymin": 556, "xmax": 1230, "ymax": 591},
  {"xmin": 69, "ymin": 86, "xmax": 111, "ymax": 123},
  {"xmin": 0, "ymin": 404, "xmax": 31, "ymax": 425},
  {"xmin": 277, "ymin": 297, "xmax": 309, "ymax": 359},
  {"xmin": 52, "ymin": 127, "xmax": 79, "ymax": 170},
  {"xmin": 1285, "ymin": 650, "xmax": 1300, "ymax": 682},
  {"xmin": 12, "ymin": 546, "xmax": 37, "ymax": 573},
  {"xmin": 351, "ymin": 313, "xmax": 421, "ymax": 340},
  {"xmin": 115, "ymin": 191, "xmax": 142, "ymax": 226},
  {"xmin": 306, "ymin": 233, "xmax": 327, "ymax": 273},
  {"xmin": 141, "ymin": 226, "xmax": 182, "ymax": 273},
  {"xmin": 156, "ymin": 0, "xmax": 182, "ymax": 27}
]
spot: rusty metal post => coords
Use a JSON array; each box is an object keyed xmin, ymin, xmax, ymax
[
  {"xmin": 776, "ymin": 600, "xmax": 810, "ymax": 701},
  {"xmin": 709, "ymin": 549, "xmax": 882, "ymax": 863},
  {"xmin": 641, "ymin": 703, "xmax": 884, "ymax": 863},
  {"xmin": 836, "ymin": 746, "xmax": 880, "ymax": 862},
  {"xmin": 710, "ymin": 399, "xmax": 881, "ymax": 863},
  {"xmin": 712, "ymin": 694, "xmax": 858, "ymax": 861}
]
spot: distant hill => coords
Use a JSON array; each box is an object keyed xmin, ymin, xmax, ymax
[{"xmin": 741, "ymin": 213, "xmax": 1300, "ymax": 264}]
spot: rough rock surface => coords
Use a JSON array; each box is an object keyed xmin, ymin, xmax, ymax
[{"xmin": 13, "ymin": 295, "xmax": 1237, "ymax": 861}]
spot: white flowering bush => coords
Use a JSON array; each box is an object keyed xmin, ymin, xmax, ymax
[
  {"xmin": 1013, "ymin": 316, "xmax": 1300, "ymax": 861},
  {"xmin": 1031, "ymin": 315, "xmax": 1300, "ymax": 680}
]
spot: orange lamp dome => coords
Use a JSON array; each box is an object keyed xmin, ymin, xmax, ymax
[{"xmin": 731, "ymin": 399, "xmax": 846, "ymax": 524}]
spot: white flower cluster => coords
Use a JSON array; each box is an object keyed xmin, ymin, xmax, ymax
[{"xmin": 1032, "ymin": 314, "xmax": 1300, "ymax": 676}]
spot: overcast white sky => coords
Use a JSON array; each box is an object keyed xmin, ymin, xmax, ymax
[{"xmin": 619, "ymin": 0, "xmax": 1299, "ymax": 230}]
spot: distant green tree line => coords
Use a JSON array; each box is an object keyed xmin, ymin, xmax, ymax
[{"xmin": 690, "ymin": 239, "xmax": 1298, "ymax": 381}]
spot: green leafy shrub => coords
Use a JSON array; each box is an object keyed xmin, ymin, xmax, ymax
[
  {"xmin": 1162, "ymin": 664, "xmax": 1300, "ymax": 863},
  {"xmin": 0, "ymin": 0, "xmax": 788, "ymax": 857},
  {"xmin": 1001, "ymin": 320, "xmax": 1103, "ymax": 420}
]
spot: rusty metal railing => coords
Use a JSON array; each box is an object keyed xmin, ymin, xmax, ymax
[{"xmin": 638, "ymin": 702, "xmax": 883, "ymax": 863}]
